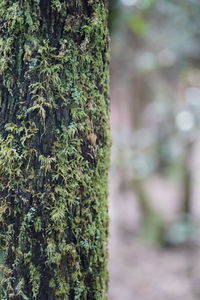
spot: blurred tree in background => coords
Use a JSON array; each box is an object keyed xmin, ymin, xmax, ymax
[{"xmin": 110, "ymin": 0, "xmax": 200, "ymax": 246}]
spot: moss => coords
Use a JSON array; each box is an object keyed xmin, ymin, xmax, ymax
[{"xmin": 0, "ymin": 0, "xmax": 110, "ymax": 299}]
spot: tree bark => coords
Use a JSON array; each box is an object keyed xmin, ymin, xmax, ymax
[{"xmin": 0, "ymin": 1, "xmax": 110, "ymax": 299}]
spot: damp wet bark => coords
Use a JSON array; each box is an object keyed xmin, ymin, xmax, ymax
[{"xmin": 0, "ymin": 1, "xmax": 110, "ymax": 299}]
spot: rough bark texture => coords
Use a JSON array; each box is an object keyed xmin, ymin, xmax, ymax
[{"xmin": 0, "ymin": 1, "xmax": 110, "ymax": 299}]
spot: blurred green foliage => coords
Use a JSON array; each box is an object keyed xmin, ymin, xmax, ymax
[{"xmin": 111, "ymin": 0, "xmax": 200, "ymax": 246}]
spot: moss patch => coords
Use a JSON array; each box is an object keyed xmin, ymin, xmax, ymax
[{"xmin": 0, "ymin": 1, "xmax": 110, "ymax": 299}]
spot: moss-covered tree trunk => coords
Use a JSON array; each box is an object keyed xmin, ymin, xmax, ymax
[{"xmin": 0, "ymin": 1, "xmax": 110, "ymax": 299}]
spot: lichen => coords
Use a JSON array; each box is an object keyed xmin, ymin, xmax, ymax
[{"xmin": 0, "ymin": 1, "xmax": 110, "ymax": 299}]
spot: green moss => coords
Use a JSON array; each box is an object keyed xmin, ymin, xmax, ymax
[{"xmin": 0, "ymin": 0, "xmax": 110, "ymax": 299}]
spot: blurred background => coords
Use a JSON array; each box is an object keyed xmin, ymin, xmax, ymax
[{"xmin": 108, "ymin": 1, "xmax": 200, "ymax": 299}]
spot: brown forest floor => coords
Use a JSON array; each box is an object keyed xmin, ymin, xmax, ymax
[{"xmin": 108, "ymin": 170, "xmax": 200, "ymax": 300}]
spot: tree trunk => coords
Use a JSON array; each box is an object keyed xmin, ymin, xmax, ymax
[{"xmin": 0, "ymin": 1, "xmax": 110, "ymax": 299}]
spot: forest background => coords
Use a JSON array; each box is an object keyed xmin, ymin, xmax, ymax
[{"xmin": 109, "ymin": 1, "xmax": 200, "ymax": 299}]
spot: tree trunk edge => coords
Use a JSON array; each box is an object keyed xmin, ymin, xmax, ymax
[{"xmin": 0, "ymin": 1, "xmax": 110, "ymax": 299}]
